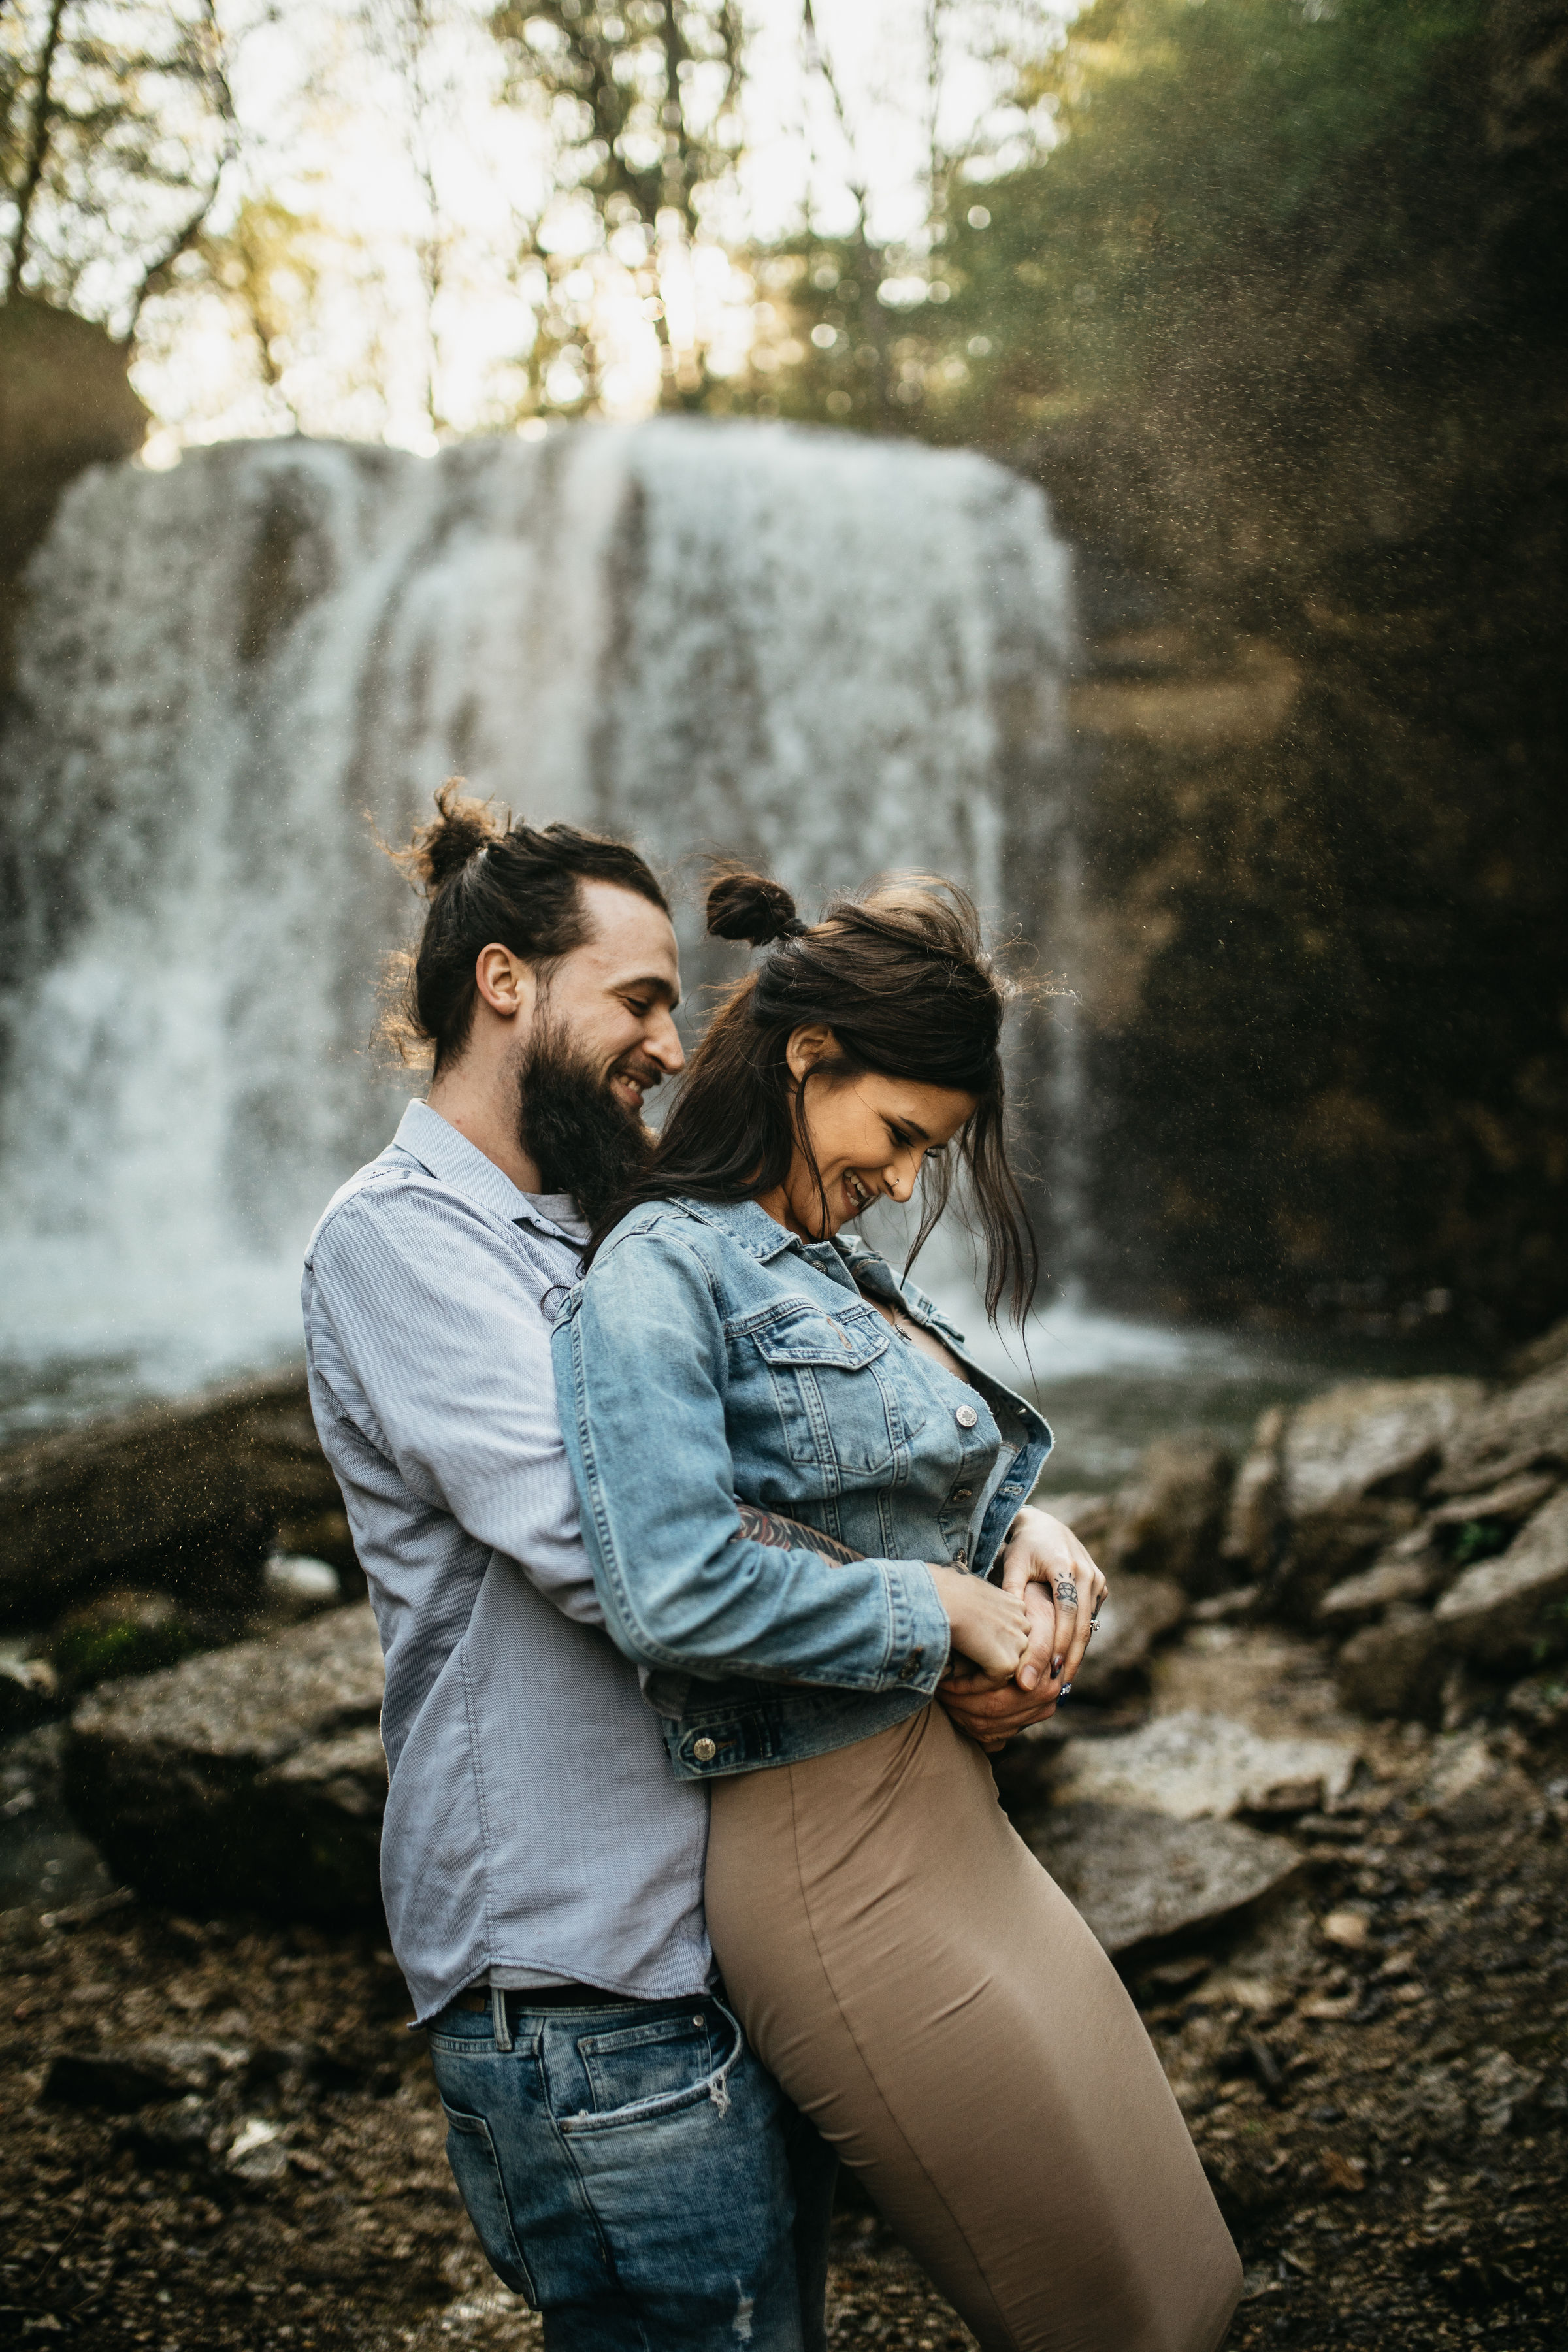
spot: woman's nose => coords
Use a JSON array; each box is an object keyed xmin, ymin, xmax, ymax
[{"xmin": 884, "ymin": 1154, "xmax": 920, "ymax": 1202}]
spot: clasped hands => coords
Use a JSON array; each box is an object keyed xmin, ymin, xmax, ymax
[{"xmin": 931, "ymin": 1505, "xmax": 1109, "ymax": 1756}]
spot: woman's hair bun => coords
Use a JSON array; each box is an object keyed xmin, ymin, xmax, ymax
[
  {"xmin": 706, "ymin": 870, "xmax": 806, "ymax": 947},
  {"xmin": 402, "ymin": 777, "xmax": 502, "ymax": 894}
]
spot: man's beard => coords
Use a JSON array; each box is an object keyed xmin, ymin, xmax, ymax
[{"xmin": 515, "ymin": 1015, "xmax": 655, "ymax": 1227}]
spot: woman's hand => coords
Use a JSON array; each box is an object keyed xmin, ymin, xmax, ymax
[
  {"xmin": 926, "ymin": 1565, "xmax": 1031, "ymax": 1681},
  {"xmin": 999, "ymin": 1506, "xmax": 1108, "ymax": 1693}
]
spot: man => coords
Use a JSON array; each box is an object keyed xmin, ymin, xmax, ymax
[{"xmin": 302, "ymin": 787, "xmax": 1081, "ymax": 2351}]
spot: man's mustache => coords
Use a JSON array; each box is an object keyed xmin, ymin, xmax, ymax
[{"xmin": 612, "ymin": 1053, "xmax": 667, "ymax": 1094}]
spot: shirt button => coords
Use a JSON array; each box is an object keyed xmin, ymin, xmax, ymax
[
  {"xmin": 955, "ymin": 1405, "xmax": 979, "ymax": 1429},
  {"xmin": 953, "ymin": 1487, "xmax": 973, "ymax": 1503},
  {"xmin": 693, "ymin": 1737, "xmax": 717, "ymax": 1764}
]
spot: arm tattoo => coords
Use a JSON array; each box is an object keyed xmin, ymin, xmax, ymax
[{"xmin": 735, "ymin": 1502, "xmax": 864, "ymax": 1567}]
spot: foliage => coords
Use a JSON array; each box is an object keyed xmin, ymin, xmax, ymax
[
  {"xmin": 488, "ymin": 0, "xmax": 744, "ymax": 410},
  {"xmin": 752, "ymin": 0, "xmax": 1494, "ymax": 441},
  {"xmin": 0, "ymin": 0, "xmax": 238, "ymax": 338}
]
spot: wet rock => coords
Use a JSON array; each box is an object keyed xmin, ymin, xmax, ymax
[
  {"xmin": 1430, "ymin": 1356, "xmax": 1568, "ymax": 1498},
  {"xmin": 48, "ymin": 1590, "xmax": 205, "ymax": 1694},
  {"xmin": 261, "ymin": 1553, "xmax": 344, "ymax": 1621},
  {"xmin": 1428, "ymin": 1468, "xmax": 1558, "ymax": 1541},
  {"xmin": 1105, "ymin": 1438, "xmax": 1235, "ymax": 1594},
  {"xmin": 0, "ymin": 1642, "xmax": 59, "ymax": 1734},
  {"xmin": 0, "ymin": 1721, "xmax": 118, "ymax": 1914},
  {"xmin": 1026, "ymin": 1802, "xmax": 1301, "ymax": 1953},
  {"xmin": 1049, "ymin": 1708, "xmax": 1359, "ymax": 1819},
  {"xmin": 1038, "ymin": 1492, "xmax": 1115, "ymax": 1550},
  {"xmin": 1431, "ymin": 1485, "xmax": 1568, "ymax": 1664},
  {"xmin": 1505, "ymin": 1314, "xmax": 1568, "ymax": 1382},
  {"xmin": 66, "ymin": 1603, "xmax": 387, "ymax": 1919},
  {"xmin": 0, "ymin": 1367, "xmax": 340, "ymax": 1608},
  {"xmin": 1266, "ymin": 1379, "xmax": 1486, "ymax": 1624},
  {"xmin": 42, "ymin": 2037, "xmax": 252, "ymax": 2110},
  {"xmin": 1223, "ymin": 1407, "xmax": 1287, "ymax": 1577},
  {"xmin": 1335, "ymin": 1603, "xmax": 1443, "ymax": 1723},
  {"xmin": 1071, "ymin": 1573, "xmax": 1186, "ymax": 1703},
  {"xmin": 1317, "ymin": 1546, "xmax": 1439, "ymax": 1631},
  {"xmin": 1504, "ymin": 1666, "xmax": 1568, "ymax": 1740}
]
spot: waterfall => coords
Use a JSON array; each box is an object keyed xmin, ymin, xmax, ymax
[{"xmin": 0, "ymin": 418, "xmax": 1073, "ymax": 1422}]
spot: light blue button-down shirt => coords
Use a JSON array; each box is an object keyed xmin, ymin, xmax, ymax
[{"xmin": 301, "ymin": 1100, "xmax": 711, "ymax": 2025}]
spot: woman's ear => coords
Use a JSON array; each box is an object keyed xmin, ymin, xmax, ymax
[{"xmin": 785, "ymin": 1024, "xmax": 838, "ymax": 1083}]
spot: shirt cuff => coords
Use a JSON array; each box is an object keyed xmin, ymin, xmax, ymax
[{"xmin": 877, "ymin": 1559, "xmax": 951, "ymax": 1693}]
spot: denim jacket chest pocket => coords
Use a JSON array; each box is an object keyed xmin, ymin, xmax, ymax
[{"xmin": 736, "ymin": 1297, "xmax": 928, "ymax": 1486}]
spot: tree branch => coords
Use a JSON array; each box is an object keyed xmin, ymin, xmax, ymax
[{"xmin": 5, "ymin": 0, "xmax": 71, "ymax": 301}]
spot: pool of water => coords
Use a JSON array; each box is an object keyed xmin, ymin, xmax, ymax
[{"xmin": 0, "ymin": 1244, "xmax": 1490, "ymax": 1483}]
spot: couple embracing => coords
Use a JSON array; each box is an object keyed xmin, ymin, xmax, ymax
[{"xmin": 302, "ymin": 787, "xmax": 1241, "ymax": 2352}]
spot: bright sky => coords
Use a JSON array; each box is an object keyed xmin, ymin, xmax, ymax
[{"xmin": 131, "ymin": 1, "xmax": 1062, "ymax": 459}]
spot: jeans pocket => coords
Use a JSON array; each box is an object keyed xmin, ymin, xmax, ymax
[
  {"xmin": 576, "ymin": 2010, "xmax": 714, "ymax": 2115},
  {"xmin": 440, "ymin": 2104, "xmax": 538, "ymax": 2305},
  {"xmin": 562, "ymin": 2002, "xmax": 744, "ymax": 2135}
]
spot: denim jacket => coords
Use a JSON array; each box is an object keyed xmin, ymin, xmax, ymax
[{"xmin": 551, "ymin": 1196, "xmax": 1052, "ymax": 1780}]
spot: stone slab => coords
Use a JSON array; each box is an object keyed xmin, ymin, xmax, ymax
[
  {"xmin": 1049, "ymin": 1708, "xmax": 1359, "ymax": 1819},
  {"xmin": 1433, "ymin": 1486, "xmax": 1568, "ymax": 1662},
  {"xmin": 1072, "ymin": 1572, "xmax": 1186, "ymax": 1703},
  {"xmin": 1024, "ymin": 1803, "xmax": 1301, "ymax": 1954},
  {"xmin": 0, "ymin": 1366, "xmax": 339, "ymax": 1605},
  {"xmin": 1431, "ymin": 1358, "xmax": 1568, "ymax": 1497},
  {"xmin": 66, "ymin": 1603, "xmax": 386, "ymax": 1918}
]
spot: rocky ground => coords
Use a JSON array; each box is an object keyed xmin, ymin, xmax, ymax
[
  {"xmin": 5, "ymin": 1330, "xmax": 1568, "ymax": 2347},
  {"xmin": 3, "ymin": 1625, "xmax": 1565, "ymax": 2352}
]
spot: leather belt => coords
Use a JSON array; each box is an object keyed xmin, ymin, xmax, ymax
[{"xmin": 452, "ymin": 1982, "xmax": 608, "ymax": 2012}]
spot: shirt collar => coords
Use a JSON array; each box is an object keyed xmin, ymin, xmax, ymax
[{"xmin": 391, "ymin": 1100, "xmax": 587, "ymax": 1245}]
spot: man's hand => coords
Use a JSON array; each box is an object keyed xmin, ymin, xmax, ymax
[
  {"xmin": 936, "ymin": 1509, "xmax": 1109, "ymax": 1756},
  {"xmin": 938, "ymin": 1584, "xmax": 1060, "ymax": 1753}
]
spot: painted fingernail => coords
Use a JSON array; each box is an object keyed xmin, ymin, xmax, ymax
[
  {"xmin": 1060, "ymin": 1683, "xmax": 1072, "ymax": 1699},
  {"xmin": 1051, "ymin": 1655, "xmax": 1064, "ymax": 1678}
]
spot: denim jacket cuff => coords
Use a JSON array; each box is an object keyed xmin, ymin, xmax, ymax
[{"xmin": 879, "ymin": 1560, "xmax": 951, "ymax": 1693}]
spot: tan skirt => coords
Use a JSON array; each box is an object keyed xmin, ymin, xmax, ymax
[{"xmin": 706, "ymin": 1702, "xmax": 1241, "ymax": 2352}]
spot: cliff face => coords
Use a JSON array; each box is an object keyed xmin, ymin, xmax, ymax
[
  {"xmin": 1027, "ymin": 1, "xmax": 1568, "ymax": 1340},
  {"xmin": 0, "ymin": 299, "xmax": 148, "ymax": 696}
]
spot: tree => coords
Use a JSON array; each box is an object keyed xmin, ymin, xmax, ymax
[
  {"xmin": 487, "ymin": 0, "xmax": 745, "ymax": 411},
  {"xmin": 1, "ymin": 0, "xmax": 240, "ymax": 340}
]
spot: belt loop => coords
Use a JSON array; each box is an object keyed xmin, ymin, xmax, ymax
[{"xmin": 490, "ymin": 1984, "xmax": 513, "ymax": 2053}]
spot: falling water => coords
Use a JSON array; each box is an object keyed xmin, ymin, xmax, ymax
[{"xmin": 0, "ymin": 418, "xmax": 1075, "ymax": 1424}]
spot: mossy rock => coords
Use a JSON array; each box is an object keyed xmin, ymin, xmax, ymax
[{"xmin": 49, "ymin": 1592, "xmax": 203, "ymax": 1693}]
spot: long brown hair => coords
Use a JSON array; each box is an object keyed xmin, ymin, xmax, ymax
[{"xmin": 591, "ymin": 870, "xmax": 1039, "ymax": 1322}]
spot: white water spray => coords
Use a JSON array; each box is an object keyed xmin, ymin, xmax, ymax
[{"xmin": 0, "ymin": 419, "xmax": 1075, "ymax": 1421}]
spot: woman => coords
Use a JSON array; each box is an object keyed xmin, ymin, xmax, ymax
[{"xmin": 552, "ymin": 874, "xmax": 1241, "ymax": 2352}]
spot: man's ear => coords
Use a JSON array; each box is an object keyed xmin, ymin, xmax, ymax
[
  {"xmin": 785, "ymin": 1024, "xmax": 837, "ymax": 1082},
  {"xmin": 474, "ymin": 943, "xmax": 535, "ymax": 1022}
]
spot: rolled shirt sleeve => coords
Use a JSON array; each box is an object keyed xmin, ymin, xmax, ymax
[{"xmin": 552, "ymin": 1226, "xmax": 951, "ymax": 1694}]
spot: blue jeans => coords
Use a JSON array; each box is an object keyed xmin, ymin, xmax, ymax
[{"xmin": 426, "ymin": 1988, "xmax": 835, "ymax": 2352}]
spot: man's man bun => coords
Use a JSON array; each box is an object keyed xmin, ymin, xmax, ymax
[
  {"xmin": 400, "ymin": 778, "xmax": 503, "ymax": 894},
  {"xmin": 706, "ymin": 870, "xmax": 807, "ymax": 947}
]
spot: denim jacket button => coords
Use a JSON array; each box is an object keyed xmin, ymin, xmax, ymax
[
  {"xmin": 693, "ymin": 1737, "xmax": 717, "ymax": 1764},
  {"xmin": 955, "ymin": 1405, "xmax": 979, "ymax": 1429}
]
